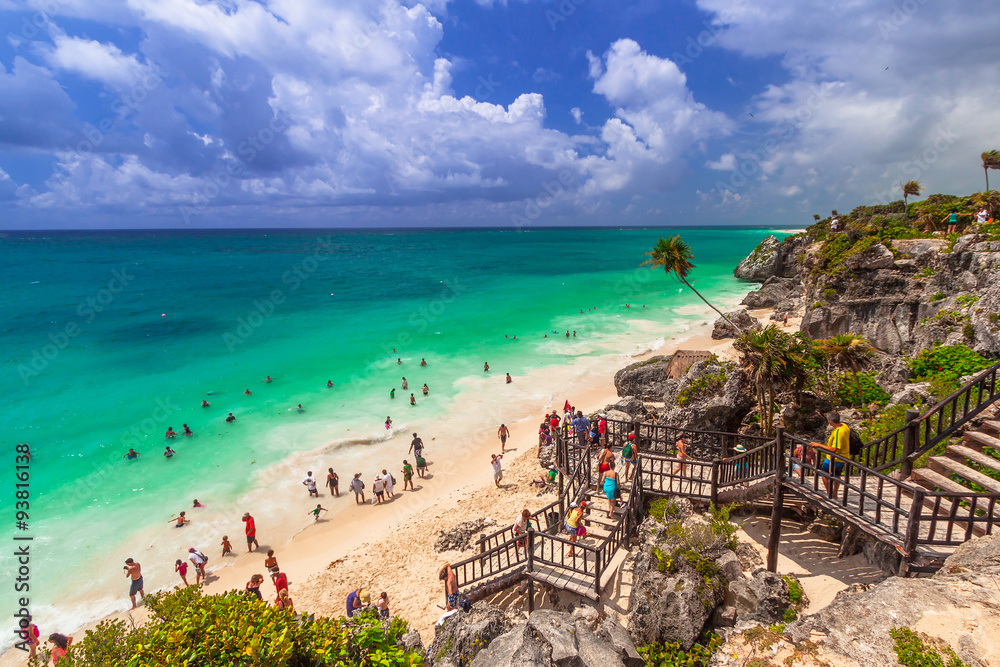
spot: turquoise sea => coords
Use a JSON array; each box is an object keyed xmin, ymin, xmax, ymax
[{"xmin": 0, "ymin": 227, "xmax": 790, "ymax": 642}]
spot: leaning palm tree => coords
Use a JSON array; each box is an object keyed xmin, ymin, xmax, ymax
[
  {"xmin": 815, "ymin": 334, "xmax": 875, "ymax": 406},
  {"xmin": 901, "ymin": 180, "xmax": 923, "ymax": 218},
  {"xmin": 982, "ymin": 150, "xmax": 1000, "ymax": 191},
  {"xmin": 734, "ymin": 325, "xmax": 807, "ymax": 436},
  {"xmin": 644, "ymin": 235, "xmax": 744, "ymax": 334}
]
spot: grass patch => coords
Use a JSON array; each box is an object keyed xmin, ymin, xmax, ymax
[
  {"xmin": 677, "ymin": 368, "xmax": 729, "ymax": 406},
  {"xmin": 890, "ymin": 627, "xmax": 968, "ymax": 667},
  {"xmin": 638, "ymin": 631, "xmax": 721, "ymax": 667}
]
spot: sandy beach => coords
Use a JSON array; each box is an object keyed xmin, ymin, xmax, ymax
[{"xmin": 2, "ymin": 306, "xmax": 812, "ymax": 664}]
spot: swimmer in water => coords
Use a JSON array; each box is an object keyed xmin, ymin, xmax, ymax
[
  {"xmin": 201, "ymin": 400, "xmax": 210, "ymax": 408},
  {"xmin": 420, "ymin": 358, "xmax": 427, "ymax": 366},
  {"xmin": 182, "ymin": 424, "xmax": 193, "ymax": 436},
  {"xmin": 397, "ymin": 358, "xmax": 402, "ymax": 365},
  {"xmin": 484, "ymin": 362, "xmax": 490, "ymax": 372},
  {"xmin": 410, "ymin": 394, "xmax": 416, "ymax": 405},
  {"xmin": 422, "ymin": 383, "xmax": 428, "ymax": 396},
  {"xmin": 168, "ymin": 512, "xmax": 189, "ymax": 527},
  {"xmin": 296, "ymin": 404, "xmax": 304, "ymax": 412},
  {"xmin": 165, "ymin": 427, "xmax": 177, "ymax": 439},
  {"xmin": 164, "ymin": 446, "xmax": 175, "ymax": 458},
  {"xmin": 327, "ymin": 380, "xmax": 334, "ymax": 387},
  {"xmin": 265, "ymin": 376, "xmax": 272, "ymax": 383},
  {"xmin": 244, "ymin": 389, "xmax": 252, "ymax": 396},
  {"xmin": 193, "ymin": 499, "xmax": 204, "ymax": 508},
  {"xmin": 385, "ymin": 416, "xmax": 392, "ymax": 430},
  {"xmin": 505, "ymin": 373, "xmax": 512, "ymax": 384},
  {"xmin": 401, "ymin": 377, "xmax": 408, "ymax": 390},
  {"xmin": 565, "ymin": 331, "xmax": 569, "ymax": 338},
  {"xmin": 124, "ymin": 448, "xmax": 140, "ymax": 460},
  {"xmin": 573, "ymin": 330, "xmax": 576, "ymax": 337},
  {"xmin": 390, "ymin": 388, "xmax": 395, "ymax": 399},
  {"xmin": 226, "ymin": 413, "xmax": 236, "ymax": 423}
]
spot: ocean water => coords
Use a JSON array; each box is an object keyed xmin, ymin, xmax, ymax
[{"xmin": 0, "ymin": 227, "xmax": 789, "ymax": 642}]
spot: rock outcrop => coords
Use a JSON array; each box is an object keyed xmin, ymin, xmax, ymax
[
  {"xmin": 729, "ymin": 569, "xmax": 803, "ymax": 625},
  {"xmin": 613, "ymin": 356, "xmax": 672, "ymax": 401},
  {"xmin": 734, "ymin": 235, "xmax": 782, "ymax": 281},
  {"xmin": 741, "ymin": 276, "xmax": 804, "ymax": 309},
  {"xmin": 435, "ymin": 519, "xmax": 498, "ymax": 553},
  {"xmin": 711, "ymin": 310, "xmax": 761, "ymax": 339},
  {"xmin": 462, "ymin": 609, "xmax": 642, "ymax": 667},
  {"xmin": 659, "ymin": 360, "xmax": 754, "ymax": 436},
  {"xmin": 786, "ymin": 532, "xmax": 1000, "ymax": 667},
  {"xmin": 429, "ymin": 602, "xmax": 514, "ymax": 666}
]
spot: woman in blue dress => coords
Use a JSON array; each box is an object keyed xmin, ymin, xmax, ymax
[{"xmin": 601, "ymin": 464, "xmax": 620, "ymax": 519}]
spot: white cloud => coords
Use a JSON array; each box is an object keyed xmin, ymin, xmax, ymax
[
  {"xmin": 570, "ymin": 107, "xmax": 582, "ymax": 124},
  {"xmin": 45, "ymin": 35, "xmax": 148, "ymax": 87},
  {"xmin": 707, "ymin": 153, "xmax": 735, "ymax": 170}
]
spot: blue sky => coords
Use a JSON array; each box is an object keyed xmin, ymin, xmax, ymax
[{"xmin": 1, "ymin": 0, "xmax": 998, "ymax": 229}]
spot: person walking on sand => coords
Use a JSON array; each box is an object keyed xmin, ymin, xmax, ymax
[
  {"xmin": 402, "ymin": 460, "xmax": 415, "ymax": 490},
  {"xmin": 274, "ymin": 571, "xmax": 288, "ymax": 596},
  {"xmin": 23, "ymin": 617, "xmax": 40, "ymax": 660},
  {"xmin": 124, "ymin": 558, "xmax": 144, "ymax": 608},
  {"xmin": 308, "ymin": 504, "xmax": 327, "ymax": 521},
  {"xmin": 498, "ymin": 424, "xmax": 509, "ymax": 453},
  {"xmin": 175, "ymin": 559, "xmax": 190, "ymax": 587},
  {"xmin": 381, "ymin": 468, "xmax": 395, "ymax": 497},
  {"xmin": 221, "ymin": 535, "xmax": 233, "ymax": 557},
  {"xmin": 491, "ymin": 453, "xmax": 504, "ymax": 488},
  {"xmin": 245, "ymin": 574, "xmax": 263, "ymax": 600},
  {"xmin": 409, "ymin": 433, "xmax": 424, "ymax": 459},
  {"xmin": 372, "ymin": 475, "xmax": 385, "ymax": 504},
  {"xmin": 326, "ymin": 468, "xmax": 339, "ymax": 497},
  {"xmin": 439, "ymin": 564, "xmax": 459, "ymax": 611},
  {"xmin": 264, "ymin": 550, "xmax": 280, "ymax": 581},
  {"xmin": 242, "ymin": 512, "xmax": 259, "ymax": 553},
  {"xmin": 351, "ymin": 473, "xmax": 366, "ymax": 504},
  {"xmin": 416, "ymin": 453, "xmax": 428, "ymax": 478},
  {"xmin": 672, "ymin": 437, "xmax": 690, "ymax": 476},
  {"xmin": 302, "ymin": 471, "xmax": 319, "ymax": 497},
  {"xmin": 188, "ymin": 548, "xmax": 208, "ymax": 584}
]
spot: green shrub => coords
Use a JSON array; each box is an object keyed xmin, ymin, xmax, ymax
[
  {"xmin": 834, "ymin": 372, "xmax": 891, "ymax": 406},
  {"xmin": 709, "ymin": 503, "xmax": 739, "ymax": 551},
  {"xmin": 823, "ymin": 287, "xmax": 838, "ymax": 299},
  {"xmin": 677, "ymin": 370, "xmax": 728, "ymax": 406},
  {"xmin": 920, "ymin": 310, "xmax": 969, "ymax": 328},
  {"xmin": 783, "ymin": 576, "xmax": 804, "ymax": 605},
  {"xmin": 648, "ymin": 498, "xmax": 680, "ymax": 522},
  {"xmin": 963, "ymin": 322, "xmax": 975, "ymax": 340},
  {"xmin": 916, "ymin": 266, "xmax": 935, "ymax": 278},
  {"xmin": 859, "ymin": 403, "xmax": 914, "ymax": 441},
  {"xmin": 638, "ymin": 632, "xmax": 721, "ymax": 667},
  {"xmin": 956, "ymin": 294, "xmax": 980, "ymax": 307},
  {"xmin": 909, "ymin": 345, "xmax": 993, "ymax": 385},
  {"xmin": 783, "ymin": 608, "xmax": 797, "ymax": 622},
  {"xmin": 44, "ymin": 587, "xmax": 424, "ymax": 667},
  {"xmin": 930, "ymin": 292, "xmax": 947, "ymax": 302},
  {"xmin": 890, "ymin": 627, "xmax": 968, "ymax": 667}
]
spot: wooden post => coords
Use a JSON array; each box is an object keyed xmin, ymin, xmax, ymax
[
  {"xmin": 900, "ymin": 409, "xmax": 919, "ymax": 480},
  {"xmin": 594, "ymin": 548, "xmax": 602, "ymax": 597},
  {"xmin": 526, "ymin": 527, "xmax": 535, "ymax": 612},
  {"xmin": 766, "ymin": 427, "xmax": 786, "ymax": 573},
  {"xmin": 901, "ymin": 487, "xmax": 925, "ymax": 577},
  {"xmin": 710, "ymin": 461, "xmax": 720, "ymax": 507}
]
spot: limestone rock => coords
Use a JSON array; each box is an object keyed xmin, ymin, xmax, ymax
[
  {"xmin": 846, "ymin": 243, "xmax": 895, "ymax": 270},
  {"xmin": 429, "ymin": 602, "xmax": 515, "ymax": 666},
  {"xmin": 613, "ymin": 356, "xmax": 672, "ymax": 401},
  {"xmin": 659, "ymin": 360, "xmax": 754, "ymax": 436},
  {"xmin": 711, "ymin": 310, "xmax": 762, "ymax": 340},
  {"xmin": 596, "ymin": 617, "xmax": 645, "ymax": 667},
  {"xmin": 717, "ymin": 550, "xmax": 744, "ymax": 582},
  {"xmin": 807, "ymin": 516, "xmax": 843, "ymax": 542},
  {"xmin": 887, "ymin": 382, "xmax": 933, "ymax": 408},
  {"xmin": 730, "ymin": 568, "xmax": 794, "ymax": 624},
  {"xmin": 401, "ymin": 631, "xmax": 424, "ymax": 654},
  {"xmin": 435, "ymin": 518, "xmax": 498, "ymax": 553},
  {"xmin": 838, "ymin": 525, "xmax": 901, "ymax": 575},
  {"xmin": 604, "ymin": 396, "xmax": 647, "ymax": 420},
  {"xmin": 734, "ymin": 235, "xmax": 781, "ymax": 281},
  {"xmin": 741, "ymin": 276, "xmax": 803, "ymax": 309}
]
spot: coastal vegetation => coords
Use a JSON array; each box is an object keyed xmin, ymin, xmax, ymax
[
  {"xmin": 733, "ymin": 326, "xmax": 811, "ymax": 435},
  {"xmin": 34, "ymin": 587, "xmax": 423, "ymax": 667},
  {"xmin": 891, "ymin": 627, "xmax": 969, "ymax": 667}
]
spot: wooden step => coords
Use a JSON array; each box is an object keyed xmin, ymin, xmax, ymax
[
  {"xmin": 947, "ymin": 444, "xmax": 1000, "ymax": 477},
  {"xmin": 964, "ymin": 431, "xmax": 1000, "ymax": 454},
  {"xmin": 529, "ymin": 564, "xmax": 598, "ymax": 600},
  {"xmin": 982, "ymin": 420, "xmax": 1000, "ymax": 437},
  {"xmin": 928, "ymin": 456, "xmax": 1000, "ymax": 493},
  {"xmin": 911, "ymin": 467, "xmax": 975, "ymax": 495}
]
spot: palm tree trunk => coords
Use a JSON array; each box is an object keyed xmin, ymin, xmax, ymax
[
  {"xmin": 680, "ymin": 275, "xmax": 745, "ymax": 335},
  {"xmin": 987, "ymin": 166, "xmax": 990, "ymax": 193},
  {"xmin": 766, "ymin": 384, "xmax": 775, "ymax": 435}
]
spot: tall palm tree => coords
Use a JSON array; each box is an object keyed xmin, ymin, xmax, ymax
[
  {"xmin": 982, "ymin": 150, "xmax": 1000, "ymax": 191},
  {"xmin": 734, "ymin": 325, "xmax": 808, "ymax": 436},
  {"xmin": 644, "ymin": 235, "xmax": 744, "ymax": 334},
  {"xmin": 901, "ymin": 180, "xmax": 923, "ymax": 218},
  {"xmin": 815, "ymin": 334, "xmax": 875, "ymax": 406}
]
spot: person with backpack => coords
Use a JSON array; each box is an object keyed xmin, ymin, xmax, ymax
[
  {"xmin": 621, "ymin": 433, "xmax": 638, "ymax": 483},
  {"xmin": 187, "ymin": 548, "xmax": 208, "ymax": 584},
  {"xmin": 810, "ymin": 411, "xmax": 854, "ymax": 497}
]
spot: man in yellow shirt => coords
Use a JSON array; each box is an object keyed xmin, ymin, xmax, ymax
[{"xmin": 810, "ymin": 411, "xmax": 851, "ymax": 497}]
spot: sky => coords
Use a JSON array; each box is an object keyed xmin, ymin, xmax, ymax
[{"xmin": 0, "ymin": 0, "xmax": 998, "ymax": 229}]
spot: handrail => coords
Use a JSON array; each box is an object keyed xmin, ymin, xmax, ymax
[{"xmin": 716, "ymin": 439, "xmax": 778, "ymax": 489}]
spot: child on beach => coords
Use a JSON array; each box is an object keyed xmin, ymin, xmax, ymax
[
  {"xmin": 175, "ymin": 559, "xmax": 189, "ymax": 587},
  {"xmin": 376, "ymin": 592, "xmax": 390, "ymax": 619},
  {"xmin": 308, "ymin": 504, "xmax": 328, "ymax": 521},
  {"xmin": 402, "ymin": 460, "xmax": 414, "ymax": 490},
  {"xmin": 221, "ymin": 536, "xmax": 233, "ymax": 557},
  {"xmin": 264, "ymin": 550, "xmax": 280, "ymax": 581},
  {"xmin": 385, "ymin": 416, "xmax": 392, "ymax": 430},
  {"xmin": 168, "ymin": 512, "xmax": 190, "ymax": 527}
]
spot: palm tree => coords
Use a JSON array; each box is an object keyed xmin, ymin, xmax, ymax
[
  {"xmin": 644, "ymin": 235, "xmax": 744, "ymax": 334},
  {"xmin": 972, "ymin": 189, "xmax": 1000, "ymax": 220},
  {"xmin": 734, "ymin": 325, "xmax": 808, "ymax": 436},
  {"xmin": 982, "ymin": 150, "xmax": 1000, "ymax": 191},
  {"xmin": 901, "ymin": 180, "xmax": 923, "ymax": 218},
  {"xmin": 815, "ymin": 334, "xmax": 875, "ymax": 406}
]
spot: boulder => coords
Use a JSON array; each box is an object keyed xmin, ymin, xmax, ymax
[
  {"xmin": 735, "ymin": 542, "xmax": 764, "ymax": 571},
  {"xmin": 659, "ymin": 361, "xmax": 754, "ymax": 436},
  {"xmin": 786, "ymin": 532, "xmax": 1000, "ymax": 667},
  {"xmin": 734, "ymin": 235, "xmax": 781, "ymax": 281},
  {"xmin": 807, "ymin": 516, "xmax": 843, "ymax": 542},
  {"xmin": 741, "ymin": 276, "xmax": 802, "ymax": 309},
  {"xmin": 717, "ymin": 550, "xmax": 743, "ymax": 582},
  {"xmin": 435, "ymin": 518, "xmax": 498, "ymax": 553},
  {"xmin": 729, "ymin": 568, "xmax": 794, "ymax": 624},
  {"xmin": 467, "ymin": 609, "xmax": 628, "ymax": 667},
  {"xmin": 613, "ymin": 356, "xmax": 672, "ymax": 401},
  {"xmin": 596, "ymin": 617, "xmax": 645, "ymax": 667},
  {"xmin": 711, "ymin": 309, "xmax": 761, "ymax": 339},
  {"xmin": 845, "ymin": 243, "xmax": 895, "ymax": 271},
  {"xmin": 429, "ymin": 602, "xmax": 515, "ymax": 666},
  {"xmin": 606, "ymin": 396, "xmax": 646, "ymax": 420},
  {"xmin": 892, "ymin": 238, "xmax": 948, "ymax": 258},
  {"xmin": 887, "ymin": 382, "xmax": 934, "ymax": 408}
]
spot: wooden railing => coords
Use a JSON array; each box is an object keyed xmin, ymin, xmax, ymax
[
  {"xmin": 913, "ymin": 491, "xmax": 1000, "ymax": 548},
  {"xmin": 451, "ymin": 532, "xmax": 526, "ymax": 590},
  {"xmin": 606, "ymin": 417, "xmax": 770, "ymax": 459},
  {"xmin": 716, "ymin": 439, "xmax": 778, "ymax": 490},
  {"xmin": 858, "ymin": 359, "xmax": 1000, "ymax": 472},
  {"xmin": 638, "ymin": 452, "xmax": 714, "ymax": 502}
]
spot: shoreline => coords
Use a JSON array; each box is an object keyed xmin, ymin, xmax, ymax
[{"xmin": 1, "ymin": 300, "xmax": 782, "ymax": 664}]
